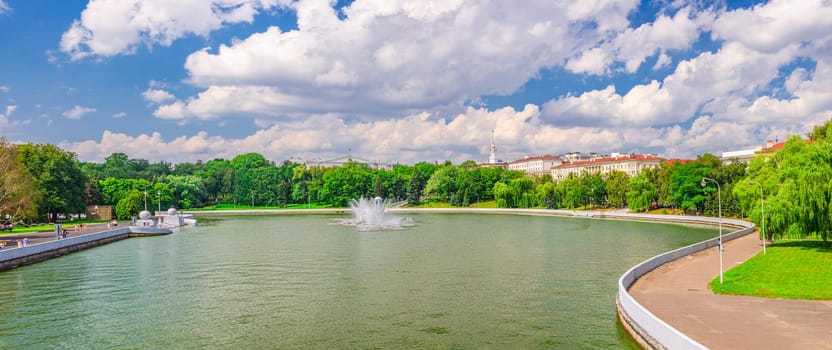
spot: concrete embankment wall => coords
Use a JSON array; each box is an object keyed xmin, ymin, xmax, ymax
[{"xmin": 0, "ymin": 227, "xmax": 171, "ymax": 272}]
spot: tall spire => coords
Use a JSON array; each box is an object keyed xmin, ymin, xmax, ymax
[{"xmin": 489, "ymin": 130, "xmax": 497, "ymax": 164}]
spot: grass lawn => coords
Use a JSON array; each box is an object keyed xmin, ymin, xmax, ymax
[
  {"xmin": 710, "ymin": 240, "xmax": 832, "ymax": 300},
  {"xmin": 191, "ymin": 203, "xmax": 335, "ymax": 210}
]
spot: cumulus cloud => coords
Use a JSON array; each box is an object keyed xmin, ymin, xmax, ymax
[
  {"xmin": 59, "ymin": 0, "xmax": 292, "ymax": 60},
  {"xmin": 0, "ymin": 105, "xmax": 17, "ymax": 128},
  {"xmin": 61, "ymin": 104, "xmax": 766, "ymax": 164},
  {"xmin": 154, "ymin": 0, "xmax": 640, "ymax": 120},
  {"xmin": 142, "ymin": 88, "xmax": 176, "ymax": 104},
  {"xmin": 62, "ymin": 105, "xmax": 96, "ymax": 119},
  {"xmin": 545, "ymin": 39, "xmax": 802, "ymax": 127},
  {"xmin": 57, "ymin": 0, "xmax": 832, "ymax": 163},
  {"xmin": 565, "ymin": 7, "xmax": 713, "ymax": 75},
  {"xmin": 712, "ymin": 0, "xmax": 832, "ymax": 53}
]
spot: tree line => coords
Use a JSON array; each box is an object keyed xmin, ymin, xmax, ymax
[{"xmin": 2, "ymin": 118, "xmax": 832, "ymax": 243}]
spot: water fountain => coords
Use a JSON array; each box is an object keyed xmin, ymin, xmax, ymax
[{"xmin": 337, "ymin": 197, "xmax": 408, "ymax": 231}]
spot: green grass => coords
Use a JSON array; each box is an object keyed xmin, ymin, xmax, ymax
[
  {"xmin": 710, "ymin": 240, "xmax": 832, "ymax": 300},
  {"xmin": 406, "ymin": 201, "xmax": 457, "ymax": 208},
  {"xmin": 406, "ymin": 200, "xmax": 501, "ymax": 208},
  {"xmin": 469, "ymin": 200, "xmax": 498, "ymax": 208},
  {"xmin": 0, "ymin": 219, "xmax": 108, "ymax": 235},
  {"xmin": 190, "ymin": 203, "xmax": 334, "ymax": 211}
]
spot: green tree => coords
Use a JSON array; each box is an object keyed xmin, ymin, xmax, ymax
[
  {"xmin": 102, "ymin": 152, "xmax": 134, "ymax": 178},
  {"xmin": 407, "ymin": 172, "xmax": 425, "ymax": 206},
  {"xmin": 580, "ymin": 172, "xmax": 605, "ymax": 209},
  {"xmin": 493, "ymin": 182, "xmax": 512, "ymax": 208},
  {"xmin": 231, "ymin": 153, "xmax": 272, "ymax": 204},
  {"xmin": 99, "ymin": 178, "xmax": 152, "ymax": 206},
  {"xmin": 627, "ymin": 170, "xmax": 657, "ymax": 213},
  {"xmin": 669, "ymin": 161, "xmax": 710, "ymax": 214},
  {"xmin": 165, "ymin": 175, "xmax": 207, "ymax": 209},
  {"xmin": 115, "ymin": 189, "xmax": 144, "ymax": 220},
  {"xmin": 558, "ymin": 174, "xmax": 584, "ymax": 209},
  {"xmin": 277, "ymin": 180, "xmax": 292, "ymax": 207},
  {"xmin": 735, "ymin": 136, "xmax": 832, "ymax": 243},
  {"xmin": 0, "ymin": 138, "xmax": 40, "ymax": 220},
  {"xmin": 321, "ymin": 161, "xmax": 372, "ymax": 206},
  {"xmin": 16, "ymin": 143, "xmax": 88, "ymax": 222},
  {"xmin": 424, "ymin": 165, "xmax": 459, "ymax": 202},
  {"xmin": 605, "ymin": 171, "xmax": 630, "ymax": 208},
  {"xmin": 537, "ymin": 182, "xmax": 557, "ymax": 209}
]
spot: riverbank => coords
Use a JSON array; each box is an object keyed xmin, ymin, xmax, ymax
[
  {"xmin": 629, "ymin": 233, "xmax": 832, "ymax": 349},
  {"xmin": 0, "ymin": 224, "xmax": 172, "ymax": 272}
]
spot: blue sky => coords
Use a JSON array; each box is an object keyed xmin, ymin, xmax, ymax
[{"xmin": 1, "ymin": 0, "xmax": 830, "ymax": 164}]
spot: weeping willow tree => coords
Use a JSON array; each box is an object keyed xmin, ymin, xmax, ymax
[
  {"xmin": 734, "ymin": 135, "xmax": 832, "ymax": 244},
  {"xmin": 627, "ymin": 170, "xmax": 657, "ymax": 213},
  {"xmin": 493, "ymin": 177, "xmax": 537, "ymax": 208}
]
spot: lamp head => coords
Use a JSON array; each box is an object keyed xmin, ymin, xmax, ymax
[{"xmin": 700, "ymin": 178, "xmax": 707, "ymax": 187}]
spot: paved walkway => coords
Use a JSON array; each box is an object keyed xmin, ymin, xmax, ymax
[
  {"xmin": 630, "ymin": 233, "xmax": 832, "ymax": 349},
  {"xmin": 0, "ymin": 222, "xmax": 123, "ymax": 248}
]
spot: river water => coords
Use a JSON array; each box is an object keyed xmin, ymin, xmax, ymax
[{"xmin": 0, "ymin": 214, "xmax": 716, "ymax": 349}]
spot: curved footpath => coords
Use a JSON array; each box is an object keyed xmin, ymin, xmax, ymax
[{"xmin": 629, "ymin": 232, "xmax": 832, "ymax": 350}]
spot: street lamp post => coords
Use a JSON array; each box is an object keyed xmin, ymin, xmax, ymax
[
  {"xmin": 749, "ymin": 181, "xmax": 766, "ymax": 255},
  {"xmin": 701, "ymin": 177, "xmax": 723, "ymax": 284},
  {"xmin": 143, "ymin": 191, "xmax": 148, "ymax": 211},
  {"xmin": 157, "ymin": 190, "xmax": 161, "ymax": 214}
]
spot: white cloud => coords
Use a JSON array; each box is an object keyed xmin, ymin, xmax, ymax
[
  {"xmin": 58, "ymin": 104, "xmax": 743, "ymax": 164},
  {"xmin": 565, "ymin": 48, "xmax": 611, "ymax": 75},
  {"xmin": 565, "ymin": 7, "xmax": 713, "ymax": 75},
  {"xmin": 653, "ymin": 52, "xmax": 672, "ymax": 70},
  {"xmin": 0, "ymin": 85, "xmax": 9, "ymax": 92},
  {"xmin": 112, "ymin": 112, "xmax": 127, "ymax": 118},
  {"xmin": 142, "ymin": 88, "xmax": 176, "ymax": 104},
  {"xmin": 0, "ymin": 105, "xmax": 16, "ymax": 128},
  {"xmin": 0, "ymin": 1, "xmax": 10, "ymax": 15},
  {"xmin": 62, "ymin": 105, "xmax": 96, "ymax": 119},
  {"xmin": 59, "ymin": 0, "xmax": 292, "ymax": 60},
  {"xmin": 159, "ymin": 0, "xmax": 640, "ymax": 120},
  {"xmin": 712, "ymin": 0, "xmax": 832, "ymax": 53},
  {"xmin": 55, "ymin": 0, "xmax": 832, "ymax": 163},
  {"xmin": 545, "ymin": 40, "xmax": 801, "ymax": 127}
]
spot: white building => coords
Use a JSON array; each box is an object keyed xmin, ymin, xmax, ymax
[
  {"xmin": 562, "ymin": 152, "xmax": 600, "ymax": 163},
  {"xmin": 551, "ymin": 154, "xmax": 663, "ymax": 181},
  {"xmin": 507, "ymin": 155, "xmax": 563, "ymax": 176},
  {"xmin": 312, "ymin": 155, "xmax": 394, "ymax": 170},
  {"xmin": 720, "ymin": 140, "xmax": 786, "ymax": 165}
]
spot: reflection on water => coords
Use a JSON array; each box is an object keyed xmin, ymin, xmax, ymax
[{"xmin": 0, "ymin": 214, "xmax": 715, "ymax": 349}]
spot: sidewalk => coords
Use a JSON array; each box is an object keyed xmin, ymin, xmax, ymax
[
  {"xmin": 0, "ymin": 222, "xmax": 120, "ymax": 248},
  {"xmin": 630, "ymin": 233, "xmax": 832, "ymax": 349}
]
